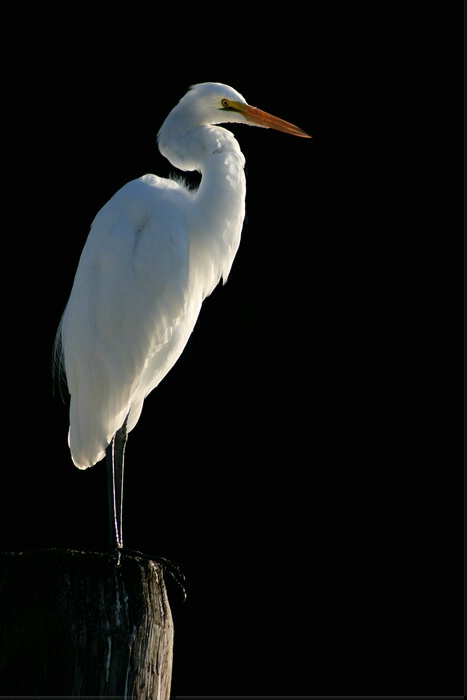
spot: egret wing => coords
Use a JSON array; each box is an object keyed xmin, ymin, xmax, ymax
[{"xmin": 60, "ymin": 175, "xmax": 192, "ymax": 468}]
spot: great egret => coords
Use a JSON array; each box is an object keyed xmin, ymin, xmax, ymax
[{"xmin": 55, "ymin": 82, "xmax": 310, "ymax": 551}]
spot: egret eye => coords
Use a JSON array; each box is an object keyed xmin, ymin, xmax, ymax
[{"xmin": 221, "ymin": 98, "xmax": 230, "ymax": 109}]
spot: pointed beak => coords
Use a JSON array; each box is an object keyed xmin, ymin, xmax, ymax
[{"xmin": 231, "ymin": 100, "xmax": 311, "ymax": 138}]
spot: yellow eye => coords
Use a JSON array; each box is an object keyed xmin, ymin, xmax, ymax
[{"xmin": 221, "ymin": 98, "xmax": 230, "ymax": 109}]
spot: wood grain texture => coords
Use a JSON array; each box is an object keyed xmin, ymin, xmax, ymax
[{"xmin": 0, "ymin": 549, "xmax": 174, "ymax": 697}]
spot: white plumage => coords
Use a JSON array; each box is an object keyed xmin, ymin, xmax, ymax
[{"xmin": 56, "ymin": 82, "xmax": 309, "ymax": 470}]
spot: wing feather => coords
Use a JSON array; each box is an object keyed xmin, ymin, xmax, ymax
[{"xmin": 60, "ymin": 175, "xmax": 192, "ymax": 468}]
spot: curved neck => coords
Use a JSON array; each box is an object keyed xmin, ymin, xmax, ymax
[{"xmin": 185, "ymin": 127, "xmax": 247, "ymax": 296}]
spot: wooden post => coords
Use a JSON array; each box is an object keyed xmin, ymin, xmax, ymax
[{"xmin": 0, "ymin": 549, "xmax": 174, "ymax": 697}]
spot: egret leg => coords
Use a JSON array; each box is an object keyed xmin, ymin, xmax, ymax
[{"xmin": 106, "ymin": 418, "xmax": 128, "ymax": 552}]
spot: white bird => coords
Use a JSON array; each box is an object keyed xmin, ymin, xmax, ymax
[{"xmin": 55, "ymin": 82, "xmax": 310, "ymax": 550}]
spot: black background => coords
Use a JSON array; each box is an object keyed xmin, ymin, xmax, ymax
[{"xmin": 0, "ymin": 4, "xmax": 461, "ymax": 697}]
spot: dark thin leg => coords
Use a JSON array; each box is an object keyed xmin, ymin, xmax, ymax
[{"xmin": 105, "ymin": 418, "xmax": 128, "ymax": 552}]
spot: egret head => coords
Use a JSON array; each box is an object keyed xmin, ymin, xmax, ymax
[{"xmin": 158, "ymin": 82, "xmax": 310, "ymax": 171}]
